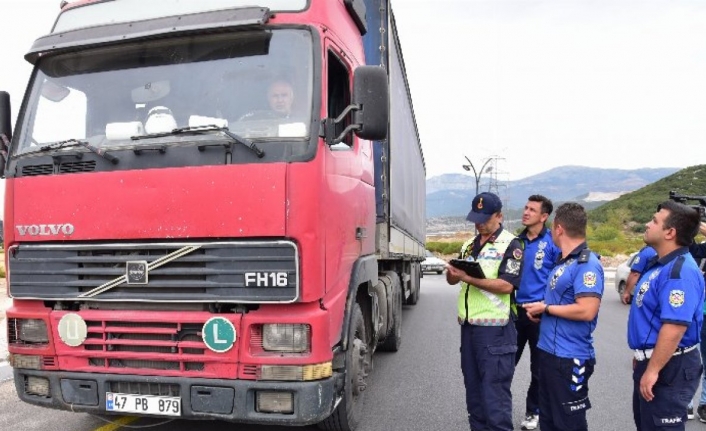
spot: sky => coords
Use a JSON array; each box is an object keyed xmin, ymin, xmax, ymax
[{"xmin": 1, "ymin": 0, "xmax": 705, "ymax": 187}]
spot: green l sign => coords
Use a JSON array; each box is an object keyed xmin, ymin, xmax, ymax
[{"xmin": 202, "ymin": 317, "xmax": 236, "ymax": 353}]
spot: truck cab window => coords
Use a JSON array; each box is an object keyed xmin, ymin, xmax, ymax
[
  {"xmin": 29, "ymin": 81, "xmax": 87, "ymax": 145},
  {"xmin": 13, "ymin": 30, "xmax": 314, "ymax": 156},
  {"xmin": 327, "ymin": 51, "xmax": 352, "ymax": 149}
]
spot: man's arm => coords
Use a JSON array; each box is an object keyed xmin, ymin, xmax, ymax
[
  {"xmin": 446, "ymin": 236, "xmax": 522, "ymax": 295},
  {"xmin": 445, "ymin": 265, "xmax": 514, "ymax": 294},
  {"xmin": 446, "ymin": 266, "xmax": 462, "ymax": 285},
  {"xmin": 621, "ymin": 271, "xmax": 640, "ymax": 304},
  {"xmin": 545, "ymin": 296, "xmax": 601, "ymax": 321},
  {"xmin": 639, "ymin": 323, "xmax": 688, "ymax": 401},
  {"xmin": 524, "ymin": 296, "xmax": 600, "ymax": 321}
]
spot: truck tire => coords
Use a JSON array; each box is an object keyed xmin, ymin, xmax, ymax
[
  {"xmin": 318, "ymin": 302, "xmax": 369, "ymax": 431},
  {"xmin": 406, "ymin": 266, "xmax": 420, "ymax": 305},
  {"xmin": 378, "ymin": 272, "xmax": 402, "ymax": 352}
]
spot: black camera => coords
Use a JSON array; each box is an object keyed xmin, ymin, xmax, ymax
[{"xmin": 668, "ymin": 190, "xmax": 706, "ymax": 222}]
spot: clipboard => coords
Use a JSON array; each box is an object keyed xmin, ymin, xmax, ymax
[{"xmin": 449, "ymin": 259, "xmax": 486, "ymax": 279}]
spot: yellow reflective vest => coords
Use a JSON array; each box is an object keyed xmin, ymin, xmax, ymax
[{"xmin": 457, "ymin": 229, "xmax": 516, "ymax": 326}]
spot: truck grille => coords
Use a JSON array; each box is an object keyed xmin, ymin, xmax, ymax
[
  {"xmin": 9, "ymin": 241, "xmax": 299, "ymax": 302},
  {"xmin": 84, "ymin": 320, "xmax": 205, "ymax": 372},
  {"xmin": 21, "ymin": 161, "xmax": 96, "ymax": 176}
]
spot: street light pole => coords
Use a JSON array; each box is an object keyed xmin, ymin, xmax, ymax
[
  {"xmin": 462, "ymin": 156, "xmax": 495, "ymax": 235},
  {"xmin": 462, "ymin": 155, "xmax": 494, "ymax": 198}
]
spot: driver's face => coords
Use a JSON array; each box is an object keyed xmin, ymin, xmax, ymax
[{"xmin": 268, "ymin": 81, "xmax": 294, "ymax": 116}]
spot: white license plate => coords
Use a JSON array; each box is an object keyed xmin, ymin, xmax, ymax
[{"xmin": 106, "ymin": 392, "xmax": 181, "ymax": 417}]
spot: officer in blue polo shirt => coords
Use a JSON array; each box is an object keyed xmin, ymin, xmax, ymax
[
  {"xmin": 524, "ymin": 203, "xmax": 604, "ymax": 431},
  {"xmin": 515, "ymin": 194, "xmax": 560, "ymax": 431},
  {"xmin": 621, "ymin": 245, "xmax": 658, "ymax": 305},
  {"xmin": 627, "ymin": 200, "xmax": 704, "ymax": 431}
]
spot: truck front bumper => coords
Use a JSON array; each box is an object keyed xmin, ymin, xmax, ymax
[{"xmin": 13, "ymin": 368, "xmax": 340, "ymax": 426}]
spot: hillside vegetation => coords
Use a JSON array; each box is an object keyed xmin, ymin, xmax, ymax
[
  {"xmin": 589, "ymin": 164, "xmax": 706, "ymax": 226},
  {"xmin": 427, "ymin": 165, "xmax": 706, "ymax": 258}
]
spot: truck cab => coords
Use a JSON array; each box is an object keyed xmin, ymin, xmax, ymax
[{"xmin": 0, "ymin": 1, "xmax": 424, "ymax": 430}]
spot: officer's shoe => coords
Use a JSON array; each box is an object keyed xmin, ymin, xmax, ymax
[
  {"xmin": 688, "ymin": 405, "xmax": 695, "ymax": 420},
  {"xmin": 520, "ymin": 413, "xmax": 539, "ymax": 430},
  {"xmin": 697, "ymin": 405, "xmax": 706, "ymax": 423}
]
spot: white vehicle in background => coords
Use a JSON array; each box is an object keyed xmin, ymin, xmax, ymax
[
  {"xmin": 615, "ymin": 252, "xmax": 638, "ymax": 295},
  {"xmin": 422, "ymin": 250, "xmax": 446, "ymax": 275}
]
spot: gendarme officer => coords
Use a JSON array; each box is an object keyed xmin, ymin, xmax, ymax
[
  {"xmin": 628, "ymin": 200, "xmax": 704, "ymax": 431},
  {"xmin": 446, "ymin": 192, "xmax": 524, "ymax": 431}
]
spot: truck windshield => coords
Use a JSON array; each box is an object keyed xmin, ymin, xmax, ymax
[{"xmin": 13, "ymin": 29, "xmax": 313, "ymax": 156}]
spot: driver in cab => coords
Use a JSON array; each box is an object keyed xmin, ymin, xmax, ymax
[
  {"xmin": 267, "ymin": 79, "xmax": 294, "ymax": 118},
  {"xmin": 239, "ymin": 79, "xmax": 295, "ymax": 121}
]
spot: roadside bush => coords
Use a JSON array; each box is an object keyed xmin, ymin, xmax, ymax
[
  {"xmin": 591, "ymin": 225, "xmax": 623, "ymax": 242},
  {"xmin": 589, "ymin": 237, "xmax": 644, "ymax": 257},
  {"xmin": 427, "ymin": 241, "xmax": 463, "ymax": 255},
  {"xmin": 630, "ymin": 225, "xmax": 645, "ymax": 233},
  {"xmin": 442, "ymin": 242, "xmax": 463, "ymax": 255}
]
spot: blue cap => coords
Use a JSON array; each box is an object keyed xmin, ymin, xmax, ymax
[{"xmin": 466, "ymin": 192, "xmax": 502, "ymax": 224}]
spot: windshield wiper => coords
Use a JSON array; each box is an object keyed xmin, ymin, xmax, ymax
[
  {"xmin": 132, "ymin": 125, "xmax": 265, "ymax": 158},
  {"xmin": 20, "ymin": 138, "xmax": 119, "ymax": 164}
]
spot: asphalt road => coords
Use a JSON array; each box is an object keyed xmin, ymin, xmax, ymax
[{"xmin": 2, "ymin": 271, "xmax": 706, "ymax": 430}]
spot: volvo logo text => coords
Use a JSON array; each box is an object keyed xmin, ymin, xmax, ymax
[{"xmin": 16, "ymin": 224, "xmax": 75, "ymax": 236}]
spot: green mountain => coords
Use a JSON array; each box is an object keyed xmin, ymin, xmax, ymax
[{"xmin": 589, "ymin": 164, "xmax": 706, "ymax": 225}]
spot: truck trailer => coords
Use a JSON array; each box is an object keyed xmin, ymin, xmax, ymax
[{"xmin": 0, "ymin": 1, "xmax": 425, "ymax": 429}]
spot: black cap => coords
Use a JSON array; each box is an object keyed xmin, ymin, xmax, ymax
[{"xmin": 466, "ymin": 192, "xmax": 503, "ymax": 224}]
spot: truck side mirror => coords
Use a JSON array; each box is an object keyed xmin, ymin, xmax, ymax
[
  {"xmin": 0, "ymin": 91, "xmax": 11, "ymax": 178},
  {"xmin": 353, "ymin": 66, "xmax": 388, "ymax": 141}
]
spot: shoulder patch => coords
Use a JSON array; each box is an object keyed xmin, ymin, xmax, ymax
[
  {"xmin": 583, "ymin": 271, "xmax": 597, "ymax": 288},
  {"xmin": 513, "ymin": 248, "xmax": 523, "ymax": 260},
  {"xmin": 669, "ymin": 290, "xmax": 685, "ymax": 307},
  {"xmin": 670, "ymin": 256, "xmax": 685, "ymax": 279},
  {"xmin": 578, "ymin": 248, "xmax": 592, "ymax": 263}
]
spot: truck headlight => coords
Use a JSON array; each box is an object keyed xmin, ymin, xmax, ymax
[
  {"xmin": 262, "ymin": 324, "xmax": 310, "ymax": 353},
  {"xmin": 17, "ymin": 319, "xmax": 49, "ymax": 344}
]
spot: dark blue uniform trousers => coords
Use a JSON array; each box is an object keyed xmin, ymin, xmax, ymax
[
  {"xmin": 632, "ymin": 348, "xmax": 702, "ymax": 431},
  {"xmin": 537, "ymin": 349, "xmax": 595, "ymax": 431},
  {"xmin": 460, "ymin": 322, "xmax": 516, "ymax": 431},
  {"xmin": 515, "ymin": 306, "xmax": 540, "ymax": 415}
]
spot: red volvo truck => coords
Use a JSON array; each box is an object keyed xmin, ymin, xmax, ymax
[{"xmin": 0, "ymin": 0, "xmax": 425, "ymax": 430}]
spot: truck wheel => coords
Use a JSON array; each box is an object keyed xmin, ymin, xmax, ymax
[
  {"xmin": 618, "ymin": 280, "xmax": 626, "ymax": 295},
  {"xmin": 406, "ymin": 266, "xmax": 420, "ymax": 305},
  {"xmin": 318, "ymin": 302, "xmax": 369, "ymax": 431},
  {"xmin": 379, "ymin": 272, "xmax": 402, "ymax": 352}
]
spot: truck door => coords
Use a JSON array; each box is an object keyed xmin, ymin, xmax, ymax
[{"xmin": 322, "ymin": 41, "xmax": 375, "ymax": 296}]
